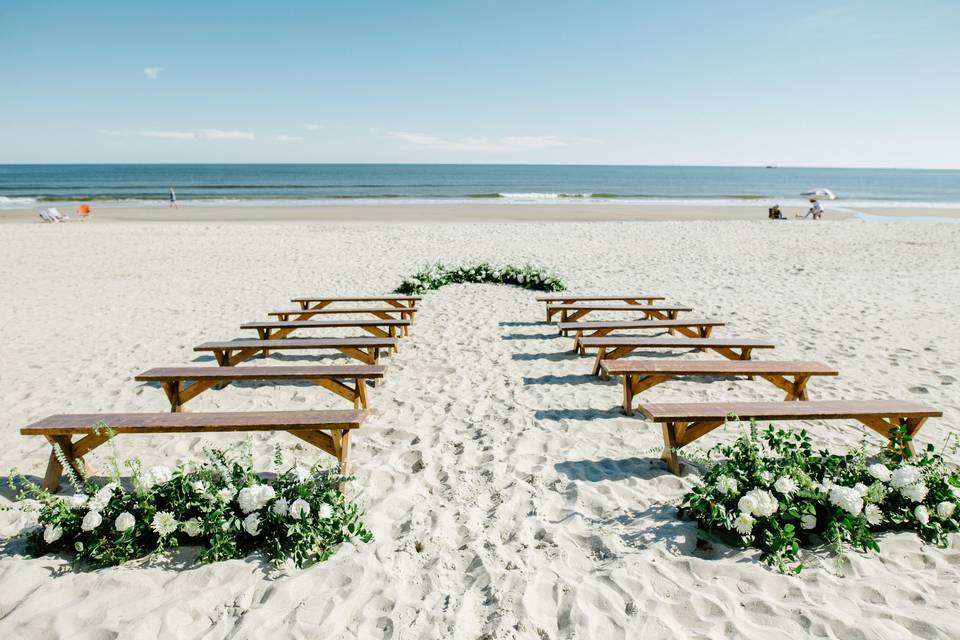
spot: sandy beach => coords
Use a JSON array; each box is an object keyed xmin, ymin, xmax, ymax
[{"xmin": 0, "ymin": 210, "xmax": 958, "ymax": 638}]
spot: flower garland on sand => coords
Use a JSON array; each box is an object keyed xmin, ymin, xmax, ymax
[
  {"xmin": 8, "ymin": 429, "xmax": 372, "ymax": 569},
  {"xmin": 394, "ymin": 262, "xmax": 565, "ymax": 295},
  {"xmin": 680, "ymin": 422, "xmax": 960, "ymax": 573}
]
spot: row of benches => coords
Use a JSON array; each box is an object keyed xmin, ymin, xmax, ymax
[
  {"xmin": 536, "ymin": 293, "xmax": 943, "ymax": 474},
  {"xmin": 22, "ymin": 295, "xmax": 422, "ymax": 491}
]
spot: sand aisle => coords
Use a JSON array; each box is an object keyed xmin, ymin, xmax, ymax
[{"xmin": 0, "ymin": 219, "xmax": 958, "ymax": 638}]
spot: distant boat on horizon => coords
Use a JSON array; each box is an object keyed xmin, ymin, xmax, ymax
[{"xmin": 765, "ymin": 165, "xmax": 777, "ymax": 169}]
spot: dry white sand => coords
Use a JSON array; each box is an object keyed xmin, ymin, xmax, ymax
[{"xmin": 0, "ymin": 215, "xmax": 959, "ymax": 638}]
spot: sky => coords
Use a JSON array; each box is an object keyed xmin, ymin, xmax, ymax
[{"xmin": 1, "ymin": 0, "xmax": 958, "ymax": 168}]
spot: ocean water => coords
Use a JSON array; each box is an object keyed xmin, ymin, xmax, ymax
[{"xmin": 1, "ymin": 164, "xmax": 959, "ymax": 209}]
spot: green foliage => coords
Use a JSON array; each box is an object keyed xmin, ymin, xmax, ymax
[
  {"xmin": 680, "ymin": 421, "xmax": 960, "ymax": 574},
  {"xmin": 9, "ymin": 435, "xmax": 372, "ymax": 569},
  {"xmin": 394, "ymin": 262, "xmax": 565, "ymax": 295}
]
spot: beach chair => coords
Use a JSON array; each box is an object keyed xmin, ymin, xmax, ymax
[
  {"xmin": 637, "ymin": 400, "xmax": 942, "ymax": 475},
  {"xmin": 21, "ymin": 410, "xmax": 365, "ymax": 491}
]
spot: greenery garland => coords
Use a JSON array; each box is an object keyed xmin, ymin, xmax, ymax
[
  {"xmin": 394, "ymin": 262, "xmax": 565, "ymax": 295},
  {"xmin": 680, "ymin": 422, "xmax": 960, "ymax": 574},
  {"xmin": 8, "ymin": 428, "xmax": 372, "ymax": 569}
]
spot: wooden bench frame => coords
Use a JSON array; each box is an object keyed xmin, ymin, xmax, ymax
[
  {"xmin": 239, "ymin": 320, "xmax": 409, "ymax": 353},
  {"xmin": 549, "ymin": 304, "xmax": 692, "ymax": 328},
  {"xmin": 636, "ymin": 400, "xmax": 943, "ymax": 475},
  {"xmin": 602, "ymin": 360, "xmax": 838, "ymax": 415},
  {"xmin": 292, "ymin": 296, "xmax": 420, "ymax": 332},
  {"xmin": 559, "ymin": 319, "xmax": 725, "ymax": 354},
  {"xmin": 21, "ymin": 410, "xmax": 364, "ymax": 492},
  {"xmin": 584, "ymin": 337, "xmax": 777, "ymax": 375},
  {"xmin": 537, "ymin": 295, "xmax": 666, "ymax": 323},
  {"xmin": 135, "ymin": 365, "xmax": 384, "ymax": 412},
  {"xmin": 270, "ymin": 306, "xmax": 417, "ymax": 336},
  {"xmin": 195, "ymin": 338, "xmax": 396, "ymax": 367}
]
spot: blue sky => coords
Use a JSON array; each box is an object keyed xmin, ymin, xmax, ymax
[{"xmin": 1, "ymin": 0, "xmax": 958, "ymax": 168}]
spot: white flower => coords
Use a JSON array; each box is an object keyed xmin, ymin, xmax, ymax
[
  {"xmin": 81, "ymin": 511, "xmax": 103, "ymax": 531},
  {"xmin": 733, "ymin": 512, "xmax": 755, "ymax": 535},
  {"xmin": 151, "ymin": 511, "xmax": 178, "ymax": 537},
  {"xmin": 182, "ymin": 519, "xmax": 203, "ymax": 537},
  {"xmin": 291, "ymin": 465, "xmax": 312, "ymax": 484},
  {"xmin": 114, "ymin": 512, "xmax": 136, "ymax": 532},
  {"xmin": 890, "ymin": 465, "xmax": 923, "ymax": 489},
  {"xmin": 217, "ymin": 488, "xmax": 236, "ymax": 503},
  {"xmin": 192, "ymin": 481, "xmax": 206, "ymax": 494},
  {"xmin": 141, "ymin": 465, "xmax": 172, "ymax": 489},
  {"xmin": 828, "ymin": 486, "xmax": 864, "ymax": 516},
  {"xmin": 238, "ymin": 484, "xmax": 277, "ymax": 514},
  {"xmin": 43, "ymin": 524, "xmax": 63, "ymax": 544},
  {"xmin": 64, "ymin": 494, "xmax": 88, "ymax": 510},
  {"xmin": 738, "ymin": 489, "xmax": 778, "ymax": 517},
  {"xmin": 901, "ymin": 482, "xmax": 928, "ymax": 503},
  {"xmin": 715, "ymin": 475, "xmax": 738, "ymax": 496},
  {"xmin": 243, "ymin": 513, "xmax": 261, "ymax": 536},
  {"xmin": 800, "ymin": 514, "xmax": 817, "ymax": 530},
  {"xmin": 774, "ymin": 477, "xmax": 798, "ymax": 496},
  {"xmin": 289, "ymin": 498, "xmax": 311, "ymax": 520},
  {"xmin": 915, "ymin": 505, "xmax": 930, "ymax": 525},
  {"xmin": 759, "ymin": 471, "xmax": 772, "ymax": 485},
  {"xmin": 868, "ymin": 463, "xmax": 891, "ymax": 482},
  {"xmin": 854, "ymin": 483, "xmax": 869, "ymax": 496},
  {"xmin": 271, "ymin": 498, "xmax": 289, "ymax": 516},
  {"xmin": 864, "ymin": 504, "xmax": 883, "ymax": 526},
  {"xmin": 318, "ymin": 503, "xmax": 333, "ymax": 520},
  {"xmin": 937, "ymin": 502, "xmax": 956, "ymax": 519},
  {"xmin": 88, "ymin": 484, "xmax": 116, "ymax": 512}
]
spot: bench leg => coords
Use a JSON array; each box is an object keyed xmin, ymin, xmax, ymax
[
  {"xmin": 332, "ymin": 429, "xmax": 352, "ymax": 493},
  {"xmin": 661, "ymin": 422, "xmax": 683, "ymax": 475},
  {"xmin": 42, "ymin": 435, "xmax": 92, "ymax": 492},
  {"xmin": 623, "ymin": 374, "xmax": 635, "ymax": 415},
  {"xmin": 162, "ymin": 381, "xmax": 184, "ymax": 413},
  {"xmin": 593, "ymin": 347, "xmax": 608, "ymax": 376}
]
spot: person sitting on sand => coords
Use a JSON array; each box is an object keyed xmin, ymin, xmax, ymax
[
  {"xmin": 768, "ymin": 205, "xmax": 784, "ymax": 220},
  {"xmin": 803, "ymin": 198, "xmax": 823, "ymax": 220}
]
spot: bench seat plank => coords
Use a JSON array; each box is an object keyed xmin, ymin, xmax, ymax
[
  {"xmin": 135, "ymin": 365, "xmax": 384, "ymax": 411},
  {"xmin": 547, "ymin": 304, "xmax": 692, "ymax": 325},
  {"xmin": 558, "ymin": 318, "xmax": 726, "ymax": 353},
  {"xmin": 636, "ymin": 400, "xmax": 943, "ymax": 475},
  {"xmin": 240, "ymin": 319, "xmax": 410, "ymax": 344},
  {"xmin": 582, "ymin": 336, "xmax": 777, "ymax": 374},
  {"xmin": 292, "ymin": 295, "xmax": 421, "ymax": 303},
  {"xmin": 603, "ymin": 360, "xmax": 838, "ymax": 413},
  {"xmin": 21, "ymin": 410, "xmax": 365, "ymax": 492},
  {"xmin": 538, "ymin": 294, "xmax": 666, "ymax": 321}
]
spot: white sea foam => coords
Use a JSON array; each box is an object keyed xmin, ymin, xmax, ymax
[{"xmin": 0, "ymin": 196, "xmax": 37, "ymax": 209}]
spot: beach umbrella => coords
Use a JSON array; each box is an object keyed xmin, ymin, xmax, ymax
[{"xmin": 801, "ymin": 188, "xmax": 836, "ymax": 200}]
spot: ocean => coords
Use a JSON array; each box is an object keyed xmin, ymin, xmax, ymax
[{"xmin": 1, "ymin": 164, "xmax": 959, "ymax": 210}]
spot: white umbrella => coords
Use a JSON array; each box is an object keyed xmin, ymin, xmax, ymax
[{"xmin": 801, "ymin": 188, "xmax": 836, "ymax": 200}]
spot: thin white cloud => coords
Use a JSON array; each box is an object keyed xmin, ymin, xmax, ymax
[
  {"xmin": 386, "ymin": 131, "xmax": 571, "ymax": 153},
  {"xmin": 201, "ymin": 129, "xmax": 255, "ymax": 140},
  {"xmin": 305, "ymin": 123, "xmax": 324, "ymax": 131},
  {"xmin": 96, "ymin": 129, "xmax": 254, "ymax": 141},
  {"xmin": 144, "ymin": 67, "xmax": 164, "ymax": 79},
  {"xmin": 273, "ymin": 134, "xmax": 304, "ymax": 141}
]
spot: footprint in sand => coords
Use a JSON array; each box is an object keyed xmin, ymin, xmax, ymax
[{"xmin": 908, "ymin": 385, "xmax": 929, "ymax": 394}]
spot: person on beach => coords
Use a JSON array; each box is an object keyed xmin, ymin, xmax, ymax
[
  {"xmin": 78, "ymin": 203, "xmax": 91, "ymax": 221},
  {"xmin": 768, "ymin": 205, "xmax": 784, "ymax": 220},
  {"xmin": 804, "ymin": 198, "xmax": 823, "ymax": 220},
  {"xmin": 169, "ymin": 188, "xmax": 177, "ymax": 208}
]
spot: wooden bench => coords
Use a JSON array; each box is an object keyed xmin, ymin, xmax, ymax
[
  {"xmin": 292, "ymin": 295, "xmax": 421, "ymax": 319},
  {"xmin": 271, "ymin": 306, "xmax": 417, "ymax": 336},
  {"xmin": 21, "ymin": 410, "xmax": 365, "ymax": 492},
  {"xmin": 195, "ymin": 337, "xmax": 397, "ymax": 366},
  {"xmin": 558, "ymin": 319, "xmax": 726, "ymax": 354},
  {"xmin": 602, "ymin": 360, "xmax": 838, "ymax": 415},
  {"xmin": 135, "ymin": 365, "xmax": 385, "ymax": 412},
  {"xmin": 582, "ymin": 337, "xmax": 777, "ymax": 375},
  {"xmin": 239, "ymin": 319, "xmax": 410, "ymax": 348},
  {"xmin": 637, "ymin": 400, "xmax": 943, "ymax": 475},
  {"xmin": 547, "ymin": 304, "xmax": 692, "ymax": 326},
  {"xmin": 536, "ymin": 294, "xmax": 666, "ymax": 322}
]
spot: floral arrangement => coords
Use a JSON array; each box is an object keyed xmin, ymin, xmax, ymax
[
  {"xmin": 394, "ymin": 262, "xmax": 565, "ymax": 295},
  {"xmin": 8, "ymin": 430, "xmax": 372, "ymax": 568},
  {"xmin": 680, "ymin": 422, "xmax": 960, "ymax": 573}
]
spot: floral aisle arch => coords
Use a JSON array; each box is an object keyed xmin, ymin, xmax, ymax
[{"xmin": 394, "ymin": 262, "xmax": 565, "ymax": 295}]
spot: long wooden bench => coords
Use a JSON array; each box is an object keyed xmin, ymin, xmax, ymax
[
  {"xmin": 603, "ymin": 360, "xmax": 838, "ymax": 414},
  {"xmin": 195, "ymin": 337, "xmax": 396, "ymax": 366},
  {"xmin": 239, "ymin": 319, "xmax": 410, "ymax": 347},
  {"xmin": 548, "ymin": 304, "xmax": 692, "ymax": 326},
  {"xmin": 637, "ymin": 400, "xmax": 943, "ymax": 475},
  {"xmin": 292, "ymin": 295, "xmax": 421, "ymax": 315},
  {"xmin": 536, "ymin": 294, "xmax": 666, "ymax": 322},
  {"xmin": 558, "ymin": 319, "xmax": 726, "ymax": 354},
  {"xmin": 21, "ymin": 410, "xmax": 365, "ymax": 491},
  {"xmin": 135, "ymin": 365, "xmax": 385, "ymax": 412},
  {"xmin": 270, "ymin": 306, "xmax": 416, "ymax": 322},
  {"xmin": 583, "ymin": 337, "xmax": 777, "ymax": 375}
]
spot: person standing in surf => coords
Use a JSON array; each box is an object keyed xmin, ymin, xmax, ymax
[{"xmin": 169, "ymin": 187, "xmax": 177, "ymax": 208}]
